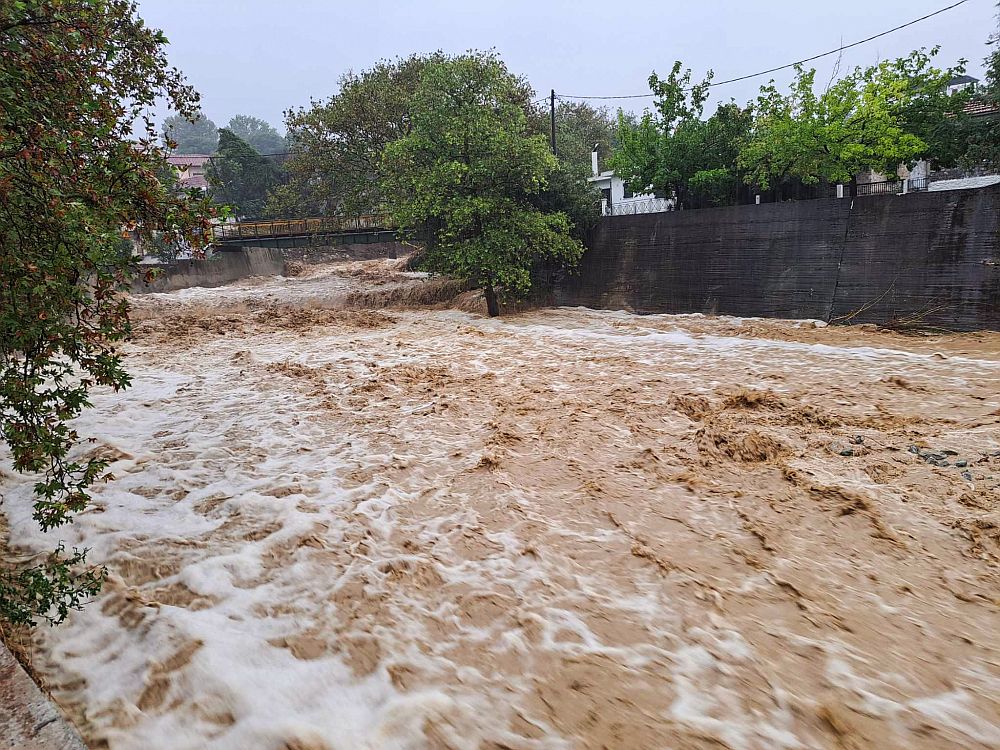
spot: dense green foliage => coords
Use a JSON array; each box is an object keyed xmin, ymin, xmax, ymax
[
  {"xmin": 553, "ymin": 100, "xmax": 617, "ymax": 175},
  {"xmin": 225, "ymin": 114, "xmax": 286, "ymax": 155},
  {"xmin": 963, "ymin": 5, "xmax": 1000, "ymax": 169},
  {"xmin": 740, "ymin": 50, "xmax": 966, "ymax": 190},
  {"xmin": 207, "ymin": 129, "xmax": 281, "ymax": 218},
  {"xmin": 163, "ymin": 113, "xmax": 286, "ymax": 158},
  {"xmin": 265, "ymin": 51, "xmax": 594, "ymax": 309},
  {"xmin": 529, "ymin": 160, "xmax": 601, "ymax": 242},
  {"xmin": 381, "ymin": 53, "xmax": 585, "ymax": 316},
  {"xmin": 1, "ymin": 0, "xmax": 212, "ymax": 625},
  {"xmin": 613, "ymin": 50, "xmax": 974, "ymax": 205},
  {"xmin": 266, "ymin": 54, "xmax": 445, "ymax": 217},
  {"xmin": 162, "ymin": 112, "xmax": 219, "ymax": 154},
  {"xmin": 610, "ymin": 64, "xmax": 752, "ymax": 208}
]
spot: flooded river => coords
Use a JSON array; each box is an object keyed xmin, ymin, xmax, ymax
[{"xmin": 2, "ymin": 260, "xmax": 999, "ymax": 749}]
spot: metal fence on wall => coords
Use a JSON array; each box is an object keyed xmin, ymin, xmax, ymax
[
  {"xmin": 602, "ymin": 177, "xmax": 934, "ymax": 217},
  {"xmin": 607, "ymin": 198, "xmax": 675, "ymax": 216},
  {"xmin": 856, "ymin": 177, "xmax": 929, "ymax": 197}
]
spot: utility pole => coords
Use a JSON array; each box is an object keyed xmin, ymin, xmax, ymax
[{"xmin": 549, "ymin": 89, "xmax": 556, "ymax": 154}]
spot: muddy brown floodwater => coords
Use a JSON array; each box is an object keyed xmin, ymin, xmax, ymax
[{"xmin": 2, "ymin": 259, "xmax": 999, "ymax": 750}]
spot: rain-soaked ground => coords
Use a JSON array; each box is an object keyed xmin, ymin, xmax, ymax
[{"xmin": 2, "ymin": 259, "xmax": 999, "ymax": 750}]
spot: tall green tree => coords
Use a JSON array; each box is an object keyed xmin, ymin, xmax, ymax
[
  {"xmin": 1, "ymin": 0, "xmax": 214, "ymax": 625},
  {"xmin": 739, "ymin": 49, "xmax": 967, "ymax": 190},
  {"xmin": 553, "ymin": 100, "xmax": 617, "ymax": 174},
  {"xmin": 266, "ymin": 53, "xmax": 448, "ymax": 218},
  {"xmin": 162, "ymin": 112, "xmax": 218, "ymax": 153},
  {"xmin": 207, "ymin": 129, "xmax": 281, "ymax": 219},
  {"xmin": 226, "ymin": 114, "xmax": 286, "ymax": 155},
  {"xmin": 962, "ymin": 3, "xmax": 1000, "ymax": 169},
  {"xmin": 610, "ymin": 63, "xmax": 752, "ymax": 208},
  {"xmin": 382, "ymin": 52, "xmax": 584, "ymax": 316}
]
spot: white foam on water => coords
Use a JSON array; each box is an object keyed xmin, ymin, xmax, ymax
[
  {"xmin": 2, "ymin": 282, "xmax": 998, "ymax": 750},
  {"xmin": 909, "ymin": 691, "xmax": 1000, "ymax": 747}
]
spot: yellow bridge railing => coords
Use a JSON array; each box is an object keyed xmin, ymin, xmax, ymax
[{"xmin": 213, "ymin": 215, "xmax": 392, "ymax": 241}]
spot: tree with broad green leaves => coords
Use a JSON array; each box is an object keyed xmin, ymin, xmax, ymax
[
  {"xmin": 962, "ymin": 3, "xmax": 1000, "ymax": 169},
  {"xmin": 225, "ymin": 114, "xmax": 286, "ymax": 155},
  {"xmin": 1, "ymin": 0, "xmax": 214, "ymax": 626},
  {"xmin": 381, "ymin": 52, "xmax": 584, "ymax": 317},
  {"xmin": 610, "ymin": 63, "xmax": 752, "ymax": 209},
  {"xmin": 613, "ymin": 50, "xmax": 973, "ymax": 204},
  {"xmin": 162, "ymin": 112, "xmax": 218, "ymax": 154},
  {"xmin": 552, "ymin": 100, "xmax": 617, "ymax": 175},
  {"xmin": 266, "ymin": 53, "xmax": 450, "ymax": 218},
  {"xmin": 739, "ymin": 49, "xmax": 969, "ymax": 190},
  {"xmin": 207, "ymin": 129, "xmax": 281, "ymax": 219}
]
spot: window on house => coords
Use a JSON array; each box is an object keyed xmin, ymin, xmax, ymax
[{"xmin": 623, "ymin": 184, "xmax": 633, "ymax": 199}]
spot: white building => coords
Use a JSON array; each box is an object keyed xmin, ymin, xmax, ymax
[
  {"xmin": 587, "ymin": 146, "xmax": 674, "ymax": 215},
  {"xmin": 946, "ymin": 74, "xmax": 979, "ymax": 96}
]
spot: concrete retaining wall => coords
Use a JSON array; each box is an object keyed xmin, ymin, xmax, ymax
[
  {"xmin": 130, "ymin": 241, "xmax": 416, "ymax": 295},
  {"xmin": 556, "ymin": 186, "xmax": 1000, "ymax": 330},
  {"xmin": 131, "ymin": 247, "xmax": 285, "ymax": 294}
]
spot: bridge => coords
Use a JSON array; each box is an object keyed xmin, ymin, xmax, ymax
[{"xmin": 211, "ymin": 214, "xmax": 396, "ymax": 249}]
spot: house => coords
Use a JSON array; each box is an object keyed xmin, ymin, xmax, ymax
[
  {"xmin": 166, "ymin": 154, "xmax": 211, "ymax": 190},
  {"xmin": 945, "ymin": 74, "xmax": 1000, "ymax": 118},
  {"xmin": 861, "ymin": 73, "xmax": 999, "ymax": 188},
  {"xmin": 587, "ymin": 145, "xmax": 673, "ymax": 215},
  {"xmin": 947, "ymin": 74, "xmax": 979, "ymax": 96}
]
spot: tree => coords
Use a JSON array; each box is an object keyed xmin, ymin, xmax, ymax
[
  {"xmin": 266, "ymin": 54, "xmax": 447, "ymax": 218},
  {"xmin": 162, "ymin": 112, "xmax": 218, "ymax": 154},
  {"xmin": 739, "ymin": 50, "xmax": 967, "ymax": 190},
  {"xmin": 1, "ymin": 0, "xmax": 214, "ymax": 625},
  {"xmin": 207, "ymin": 129, "xmax": 281, "ymax": 218},
  {"xmin": 226, "ymin": 114, "xmax": 285, "ymax": 155},
  {"xmin": 529, "ymin": 160, "xmax": 601, "ymax": 242},
  {"xmin": 737, "ymin": 68, "xmax": 831, "ymax": 191},
  {"xmin": 610, "ymin": 63, "xmax": 752, "ymax": 208},
  {"xmin": 381, "ymin": 52, "xmax": 584, "ymax": 316},
  {"xmin": 962, "ymin": 3, "xmax": 1000, "ymax": 169},
  {"xmin": 553, "ymin": 101, "xmax": 617, "ymax": 175}
]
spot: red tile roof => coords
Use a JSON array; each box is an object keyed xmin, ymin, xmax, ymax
[{"xmin": 964, "ymin": 100, "xmax": 999, "ymax": 117}]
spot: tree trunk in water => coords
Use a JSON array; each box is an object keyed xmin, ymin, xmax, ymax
[{"xmin": 484, "ymin": 285, "xmax": 500, "ymax": 317}]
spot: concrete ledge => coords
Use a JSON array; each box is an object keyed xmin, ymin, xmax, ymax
[
  {"xmin": 130, "ymin": 246, "xmax": 286, "ymax": 294},
  {"xmin": 1, "ymin": 644, "xmax": 86, "ymax": 750},
  {"xmin": 129, "ymin": 242, "xmax": 415, "ymax": 295}
]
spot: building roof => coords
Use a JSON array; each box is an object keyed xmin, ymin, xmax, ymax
[
  {"xmin": 587, "ymin": 170, "xmax": 616, "ymax": 183},
  {"xmin": 179, "ymin": 174, "xmax": 209, "ymax": 190},
  {"xmin": 928, "ymin": 175, "xmax": 1000, "ymax": 192},
  {"xmin": 167, "ymin": 154, "xmax": 212, "ymax": 167},
  {"xmin": 963, "ymin": 99, "xmax": 1000, "ymax": 117},
  {"xmin": 948, "ymin": 74, "xmax": 979, "ymax": 86}
]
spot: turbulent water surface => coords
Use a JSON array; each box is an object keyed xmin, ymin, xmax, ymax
[{"xmin": 2, "ymin": 260, "xmax": 999, "ymax": 750}]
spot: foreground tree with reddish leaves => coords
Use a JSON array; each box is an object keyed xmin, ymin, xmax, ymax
[{"xmin": 0, "ymin": 0, "xmax": 213, "ymax": 625}]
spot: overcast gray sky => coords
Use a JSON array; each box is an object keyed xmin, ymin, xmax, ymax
[{"xmin": 137, "ymin": 0, "xmax": 998, "ymax": 133}]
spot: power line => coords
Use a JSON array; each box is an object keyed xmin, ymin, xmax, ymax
[
  {"xmin": 557, "ymin": 0, "xmax": 971, "ymax": 100},
  {"xmin": 200, "ymin": 150, "xmax": 291, "ymax": 159}
]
